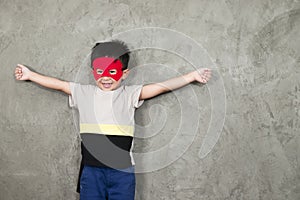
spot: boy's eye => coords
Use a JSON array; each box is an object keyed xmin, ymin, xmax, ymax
[
  {"xmin": 109, "ymin": 69, "xmax": 117, "ymax": 75},
  {"xmin": 96, "ymin": 69, "xmax": 103, "ymax": 74}
]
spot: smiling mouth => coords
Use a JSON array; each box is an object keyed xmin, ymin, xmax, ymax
[{"xmin": 102, "ymin": 82, "xmax": 112, "ymax": 88}]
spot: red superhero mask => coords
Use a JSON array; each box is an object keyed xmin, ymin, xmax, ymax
[{"xmin": 92, "ymin": 57, "xmax": 123, "ymax": 81}]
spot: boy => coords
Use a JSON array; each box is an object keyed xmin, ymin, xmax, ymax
[{"xmin": 14, "ymin": 40, "xmax": 211, "ymax": 200}]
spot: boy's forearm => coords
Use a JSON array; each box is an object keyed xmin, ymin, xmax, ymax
[
  {"xmin": 29, "ymin": 71, "xmax": 66, "ymax": 91},
  {"xmin": 140, "ymin": 68, "xmax": 210, "ymax": 100},
  {"xmin": 140, "ymin": 72, "xmax": 195, "ymax": 100},
  {"xmin": 159, "ymin": 72, "xmax": 195, "ymax": 92}
]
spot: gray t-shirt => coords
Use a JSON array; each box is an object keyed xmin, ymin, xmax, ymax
[
  {"xmin": 69, "ymin": 82, "xmax": 144, "ymax": 169},
  {"xmin": 69, "ymin": 82, "xmax": 144, "ymax": 136}
]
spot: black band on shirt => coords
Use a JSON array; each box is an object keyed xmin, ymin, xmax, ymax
[{"xmin": 81, "ymin": 133, "xmax": 133, "ymax": 169}]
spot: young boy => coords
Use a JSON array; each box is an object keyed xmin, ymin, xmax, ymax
[{"xmin": 14, "ymin": 40, "xmax": 211, "ymax": 200}]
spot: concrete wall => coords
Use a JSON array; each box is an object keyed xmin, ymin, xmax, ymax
[{"xmin": 1, "ymin": 0, "xmax": 299, "ymax": 199}]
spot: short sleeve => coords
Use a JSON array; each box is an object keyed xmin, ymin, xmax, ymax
[
  {"xmin": 68, "ymin": 82, "xmax": 96, "ymax": 109},
  {"xmin": 125, "ymin": 85, "xmax": 144, "ymax": 108},
  {"xmin": 68, "ymin": 82, "xmax": 78, "ymax": 108}
]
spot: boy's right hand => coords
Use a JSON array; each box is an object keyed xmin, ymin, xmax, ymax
[{"xmin": 15, "ymin": 64, "xmax": 31, "ymax": 81}]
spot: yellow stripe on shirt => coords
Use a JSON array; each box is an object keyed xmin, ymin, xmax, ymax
[{"xmin": 80, "ymin": 124, "xmax": 134, "ymax": 137}]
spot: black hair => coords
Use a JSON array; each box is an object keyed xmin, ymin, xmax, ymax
[{"xmin": 91, "ymin": 40, "xmax": 130, "ymax": 70}]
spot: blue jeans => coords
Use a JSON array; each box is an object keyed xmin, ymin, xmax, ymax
[{"xmin": 80, "ymin": 165, "xmax": 135, "ymax": 200}]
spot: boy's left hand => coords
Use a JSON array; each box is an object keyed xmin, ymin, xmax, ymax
[{"xmin": 192, "ymin": 68, "xmax": 212, "ymax": 83}]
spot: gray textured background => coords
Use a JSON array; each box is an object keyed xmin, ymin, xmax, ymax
[{"xmin": 1, "ymin": 0, "xmax": 300, "ymax": 199}]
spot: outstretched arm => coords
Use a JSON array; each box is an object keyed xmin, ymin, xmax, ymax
[
  {"xmin": 139, "ymin": 68, "xmax": 211, "ymax": 100},
  {"xmin": 14, "ymin": 64, "xmax": 71, "ymax": 95}
]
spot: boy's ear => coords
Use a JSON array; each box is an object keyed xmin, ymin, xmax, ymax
[{"xmin": 122, "ymin": 69, "xmax": 130, "ymax": 80}]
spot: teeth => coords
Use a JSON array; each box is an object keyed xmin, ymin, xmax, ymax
[{"xmin": 102, "ymin": 83, "xmax": 112, "ymax": 88}]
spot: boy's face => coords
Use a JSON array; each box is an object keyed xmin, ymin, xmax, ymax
[{"xmin": 92, "ymin": 57, "xmax": 129, "ymax": 91}]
